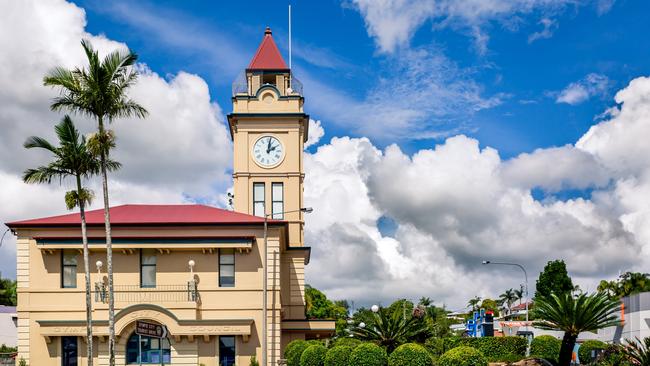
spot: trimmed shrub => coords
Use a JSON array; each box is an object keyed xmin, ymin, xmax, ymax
[
  {"xmin": 441, "ymin": 337, "xmax": 527, "ymax": 361},
  {"xmin": 324, "ymin": 346, "xmax": 352, "ymax": 366},
  {"xmin": 530, "ymin": 335, "xmax": 561, "ymax": 364},
  {"xmin": 388, "ymin": 343, "xmax": 433, "ymax": 366},
  {"xmin": 300, "ymin": 344, "xmax": 327, "ymax": 366},
  {"xmin": 285, "ymin": 340, "xmax": 310, "ymax": 366},
  {"xmin": 578, "ymin": 339, "xmax": 607, "ymax": 364},
  {"xmin": 437, "ymin": 346, "xmax": 488, "ymax": 366},
  {"xmin": 330, "ymin": 337, "xmax": 361, "ymax": 349},
  {"xmin": 424, "ymin": 337, "xmax": 445, "ymax": 359},
  {"xmin": 348, "ymin": 343, "xmax": 388, "ymax": 366}
]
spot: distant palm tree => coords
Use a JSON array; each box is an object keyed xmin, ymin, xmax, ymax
[
  {"xmin": 23, "ymin": 116, "xmax": 118, "ymax": 366},
  {"xmin": 514, "ymin": 286, "xmax": 524, "ymax": 305},
  {"xmin": 419, "ymin": 297, "xmax": 433, "ymax": 307},
  {"xmin": 499, "ymin": 289, "xmax": 517, "ymax": 312},
  {"xmin": 623, "ymin": 337, "xmax": 650, "ymax": 365},
  {"xmin": 44, "ymin": 40, "xmax": 147, "ymax": 366},
  {"xmin": 534, "ymin": 292, "xmax": 621, "ymax": 366},
  {"xmin": 352, "ymin": 307, "xmax": 428, "ymax": 353},
  {"xmin": 467, "ymin": 296, "xmax": 482, "ymax": 311}
]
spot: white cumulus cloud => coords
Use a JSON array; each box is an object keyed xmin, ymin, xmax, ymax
[{"xmin": 556, "ymin": 73, "xmax": 610, "ymax": 105}]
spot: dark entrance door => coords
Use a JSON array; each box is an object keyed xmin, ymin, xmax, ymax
[{"xmin": 62, "ymin": 336, "xmax": 78, "ymax": 366}]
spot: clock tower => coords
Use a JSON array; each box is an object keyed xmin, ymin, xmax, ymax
[{"xmin": 228, "ymin": 26, "xmax": 309, "ymax": 247}]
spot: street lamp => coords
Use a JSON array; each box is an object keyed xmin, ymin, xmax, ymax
[
  {"xmin": 263, "ymin": 207, "xmax": 312, "ymax": 366},
  {"xmin": 0, "ymin": 228, "xmax": 11, "ymax": 249},
  {"xmin": 482, "ymin": 260, "xmax": 529, "ymax": 329}
]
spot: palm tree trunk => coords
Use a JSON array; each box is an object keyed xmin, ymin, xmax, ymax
[
  {"xmin": 558, "ymin": 332, "xmax": 577, "ymax": 366},
  {"xmin": 77, "ymin": 175, "xmax": 93, "ymax": 366},
  {"xmin": 98, "ymin": 116, "xmax": 116, "ymax": 366}
]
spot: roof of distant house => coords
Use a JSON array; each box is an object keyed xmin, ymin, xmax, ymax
[
  {"xmin": 6, "ymin": 204, "xmax": 273, "ymax": 227},
  {"xmin": 0, "ymin": 305, "xmax": 16, "ymax": 314},
  {"xmin": 247, "ymin": 27, "xmax": 288, "ymax": 70}
]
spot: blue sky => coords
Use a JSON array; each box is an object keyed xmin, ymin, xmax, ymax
[{"xmin": 73, "ymin": 0, "xmax": 650, "ymax": 159}]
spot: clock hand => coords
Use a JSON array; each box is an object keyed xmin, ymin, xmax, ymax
[{"xmin": 266, "ymin": 138, "xmax": 271, "ymax": 153}]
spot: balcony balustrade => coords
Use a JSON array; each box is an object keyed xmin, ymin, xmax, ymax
[{"xmin": 94, "ymin": 281, "xmax": 199, "ymax": 304}]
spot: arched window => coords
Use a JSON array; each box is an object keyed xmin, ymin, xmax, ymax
[{"xmin": 126, "ymin": 332, "xmax": 171, "ymax": 364}]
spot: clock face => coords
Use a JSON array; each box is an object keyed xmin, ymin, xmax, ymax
[{"xmin": 252, "ymin": 135, "xmax": 284, "ymax": 168}]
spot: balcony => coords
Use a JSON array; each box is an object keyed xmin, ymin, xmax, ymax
[
  {"xmin": 94, "ymin": 281, "xmax": 199, "ymax": 304},
  {"xmin": 232, "ymin": 71, "xmax": 303, "ymax": 96}
]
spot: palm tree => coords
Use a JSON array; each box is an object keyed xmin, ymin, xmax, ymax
[
  {"xmin": 467, "ymin": 296, "xmax": 482, "ymax": 311},
  {"xmin": 23, "ymin": 116, "xmax": 118, "ymax": 366},
  {"xmin": 623, "ymin": 337, "xmax": 650, "ymax": 365},
  {"xmin": 499, "ymin": 288, "xmax": 517, "ymax": 313},
  {"xmin": 43, "ymin": 40, "xmax": 147, "ymax": 366},
  {"xmin": 514, "ymin": 286, "xmax": 524, "ymax": 305},
  {"xmin": 534, "ymin": 292, "xmax": 621, "ymax": 366},
  {"xmin": 419, "ymin": 297, "xmax": 433, "ymax": 307},
  {"xmin": 352, "ymin": 307, "xmax": 428, "ymax": 353}
]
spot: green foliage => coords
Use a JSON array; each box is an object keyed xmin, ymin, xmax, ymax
[
  {"xmin": 499, "ymin": 289, "xmax": 517, "ymax": 309},
  {"xmin": 579, "ymin": 340, "xmax": 607, "ymax": 364},
  {"xmin": 323, "ymin": 346, "xmax": 352, "ymax": 366},
  {"xmin": 388, "ymin": 343, "xmax": 432, "ymax": 366},
  {"xmin": 424, "ymin": 337, "xmax": 445, "ymax": 357},
  {"xmin": 352, "ymin": 305, "xmax": 429, "ymax": 352},
  {"xmin": 18, "ymin": 357, "xmax": 27, "ymax": 366},
  {"xmin": 598, "ymin": 272, "xmax": 650, "ymax": 299},
  {"xmin": 329, "ymin": 337, "xmax": 361, "ymax": 349},
  {"xmin": 0, "ymin": 277, "xmax": 17, "ymax": 306},
  {"xmin": 0, "ymin": 344, "xmax": 17, "ymax": 353},
  {"xmin": 530, "ymin": 335, "xmax": 561, "ymax": 363},
  {"xmin": 622, "ymin": 337, "xmax": 650, "ymax": 366},
  {"xmin": 305, "ymin": 285, "xmax": 347, "ymax": 320},
  {"xmin": 348, "ymin": 343, "xmax": 387, "ymax": 366},
  {"xmin": 596, "ymin": 344, "xmax": 633, "ymax": 366},
  {"xmin": 468, "ymin": 296, "xmax": 482, "ymax": 311},
  {"xmin": 535, "ymin": 259, "xmax": 574, "ymax": 299},
  {"xmin": 441, "ymin": 337, "xmax": 527, "ymax": 362},
  {"xmin": 480, "ymin": 298, "xmax": 499, "ymax": 315},
  {"xmin": 285, "ymin": 340, "xmax": 310, "ymax": 366},
  {"xmin": 534, "ymin": 292, "xmax": 621, "ymax": 365},
  {"xmin": 437, "ymin": 346, "xmax": 487, "ymax": 366},
  {"xmin": 248, "ymin": 355, "xmax": 259, "ymax": 366},
  {"xmin": 300, "ymin": 344, "xmax": 327, "ymax": 366}
]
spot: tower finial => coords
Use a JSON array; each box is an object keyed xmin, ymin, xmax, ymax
[{"xmin": 265, "ymin": 26, "xmax": 272, "ymax": 35}]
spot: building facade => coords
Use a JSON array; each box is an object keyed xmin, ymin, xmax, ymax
[{"xmin": 7, "ymin": 27, "xmax": 333, "ymax": 366}]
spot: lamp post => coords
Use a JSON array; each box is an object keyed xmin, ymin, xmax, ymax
[
  {"xmin": 263, "ymin": 207, "xmax": 312, "ymax": 366},
  {"xmin": 482, "ymin": 260, "xmax": 529, "ymax": 329},
  {"xmin": 0, "ymin": 228, "xmax": 10, "ymax": 249}
]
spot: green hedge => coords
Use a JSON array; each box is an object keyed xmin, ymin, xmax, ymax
[
  {"xmin": 388, "ymin": 343, "xmax": 432, "ymax": 366},
  {"xmin": 348, "ymin": 343, "xmax": 387, "ymax": 366},
  {"xmin": 285, "ymin": 340, "xmax": 310, "ymax": 366},
  {"xmin": 330, "ymin": 337, "xmax": 361, "ymax": 349},
  {"xmin": 530, "ymin": 335, "xmax": 561, "ymax": 364},
  {"xmin": 578, "ymin": 340, "xmax": 607, "ymax": 364},
  {"xmin": 300, "ymin": 344, "xmax": 327, "ymax": 366},
  {"xmin": 437, "ymin": 346, "xmax": 488, "ymax": 366},
  {"xmin": 324, "ymin": 346, "xmax": 352, "ymax": 366},
  {"xmin": 441, "ymin": 337, "xmax": 527, "ymax": 361}
]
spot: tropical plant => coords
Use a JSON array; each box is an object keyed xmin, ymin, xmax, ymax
[
  {"xmin": 300, "ymin": 344, "xmax": 327, "ymax": 366},
  {"xmin": 468, "ymin": 296, "xmax": 482, "ymax": 311},
  {"xmin": 23, "ymin": 116, "xmax": 116, "ymax": 366},
  {"xmin": 324, "ymin": 346, "xmax": 352, "ymax": 366},
  {"xmin": 348, "ymin": 343, "xmax": 387, "ymax": 366},
  {"xmin": 352, "ymin": 306, "xmax": 428, "ymax": 353},
  {"xmin": 437, "ymin": 346, "xmax": 487, "ymax": 366},
  {"xmin": 419, "ymin": 297, "xmax": 433, "ymax": 307},
  {"xmin": 622, "ymin": 337, "xmax": 650, "ymax": 365},
  {"xmin": 499, "ymin": 289, "xmax": 517, "ymax": 311},
  {"xmin": 43, "ymin": 39, "xmax": 148, "ymax": 366},
  {"xmin": 388, "ymin": 343, "xmax": 432, "ymax": 366},
  {"xmin": 579, "ymin": 339, "xmax": 607, "ymax": 364},
  {"xmin": 535, "ymin": 260, "xmax": 574, "ymax": 299},
  {"xmin": 598, "ymin": 272, "xmax": 650, "ymax": 299},
  {"xmin": 18, "ymin": 357, "xmax": 27, "ymax": 366},
  {"xmin": 514, "ymin": 286, "xmax": 524, "ymax": 305},
  {"xmin": 249, "ymin": 356, "xmax": 259, "ymax": 366},
  {"xmin": 533, "ymin": 292, "xmax": 621, "ymax": 366}
]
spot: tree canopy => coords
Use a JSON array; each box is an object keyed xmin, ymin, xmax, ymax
[{"xmin": 535, "ymin": 260, "xmax": 574, "ymax": 299}]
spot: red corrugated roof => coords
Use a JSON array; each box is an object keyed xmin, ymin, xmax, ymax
[
  {"xmin": 247, "ymin": 27, "xmax": 288, "ymax": 70},
  {"xmin": 6, "ymin": 204, "xmax": 270, "ymax": 227}
]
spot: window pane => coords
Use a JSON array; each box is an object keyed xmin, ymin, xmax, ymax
[
  {"xmin": 253, "ymin": 183, "xmax": 265, "ymax": 200},
  {"xmin": 272, "ymin": 202, "xmax": 283, "ymax": 219},
  {"xmin": 62, "ymin": 336, "xmax": 77, "ymax": 366},
  {"xmin": 141, "ymin": 266, "xmax": 156, "ymax": 287},
  {"xmin": 254, "ymin": 202, "xmax": 265, "ymax": 217},
  {"xmin": 272, "ymin": 183, "xmax": 283, "ymax": 200},
  {"xmin": 220, "ymin": 265, "xmax": 234, "ymax": 277},
  {"xmin": 220, "ymin": 250, "xmax": 234, "ymax": 264},
  {"xmin": 63, "ymin": 250, "xmax": 77, "ymax": 265},
  {"xmin": 63, "ymin": 266, "xmax": 77, "ymax": 288},
  {"xmin": 219, "ymin": 336, "xmax": 236, "ymax": 366},
  {"xmin": 141, "ymin": 249, "xmax": 157, "ymax": 264}
]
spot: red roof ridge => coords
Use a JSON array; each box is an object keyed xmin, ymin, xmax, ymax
[{"xmin": 247, "ymin": 26, "xmax": 288, "ymax": 70}]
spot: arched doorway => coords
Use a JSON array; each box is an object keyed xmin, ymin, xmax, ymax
[{"xmin": 125, "ymin": 332, "xmax": 171, "ymax": 365}]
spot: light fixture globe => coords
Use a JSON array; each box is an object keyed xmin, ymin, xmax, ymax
[
  {"xmin": 188, "ymin": 259, "xmax": 196, "ymax": 268},
  {"xmin": 96, "ymin": 260, "xmax": 103, "ymax": 269},
  {"xmin": 371, "ymin": 305, "xmax": 379, "ymax": 313},
  {"xmin": 359, "ymin": 322, "xmax": 366, "ymax": 328}
]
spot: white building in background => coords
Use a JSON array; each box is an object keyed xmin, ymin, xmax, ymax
[{"xmin": 0, "ymin": 306, "xmax": 17, "ymax": 347}]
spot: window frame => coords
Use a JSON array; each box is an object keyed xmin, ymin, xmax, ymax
[
  {"xmin": 218, "ymin": 249, "xmax": 235, "ymax": 288},
  {"xmin": 140, "ymin": 249, "xmax": 157, "ymax": 288},
  {"xmin": 61, "ymin": 250, "xmax": 77, "ymax": 289},
  {"xmin": 272, "ymin": 182, "xmax": 284, "ymax": 219},
  {"xmin": 253, "ymin": 182, "xmax": 265, "ymax": 217},
  {"xmin": 126, "ymin": 332, "xmax": 171, "ymax": 365}
]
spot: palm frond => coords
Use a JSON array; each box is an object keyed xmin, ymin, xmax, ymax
[{"xmin": 24, "ymin": 136, "xmax": 58, "ymax": 154}]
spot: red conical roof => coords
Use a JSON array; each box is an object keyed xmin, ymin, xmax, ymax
[{"xmin": 247, "ymin": 27, "xmax": 288, "ymax": 71}]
